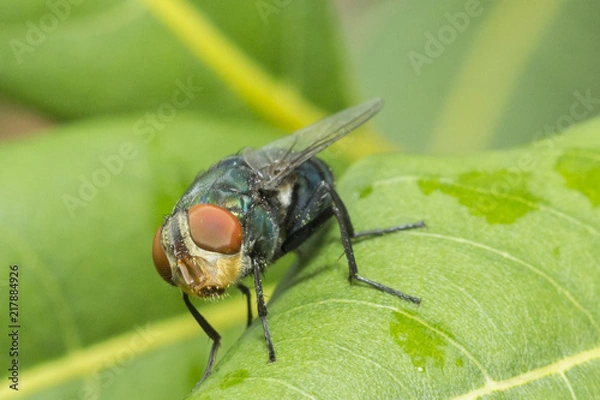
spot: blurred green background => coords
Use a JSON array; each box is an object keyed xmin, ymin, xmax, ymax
[
  {"xmin": 3, "ymin": 0, "xmax": 600, "ymax": 152},
  {"xmin": 1, "ymin": 0, "xmax": 599, "ymax": 399}
]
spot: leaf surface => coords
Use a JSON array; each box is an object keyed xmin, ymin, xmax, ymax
[
  {"xmin": 189, "ymin": 118, "xmax": 600, "ymax": 399},
  {"xmin": 1, "ymin": 114, "xmax": 599, "ymax": 400}
]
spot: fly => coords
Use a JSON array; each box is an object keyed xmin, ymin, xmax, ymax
[{"xmin": 151, "ymin": 98, "xmax": 424, "ymax": 383}]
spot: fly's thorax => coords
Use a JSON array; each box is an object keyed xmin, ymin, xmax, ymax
[
  {"xmin": 152, "ymin": 204, "xmax": 251, "ymax": 298},
  {"xmin": 174, "ymin": 156, "xmax": 252, "ymax": 213},
  {"xmin": 170, "ymin": 157, "xmax": 284, "ymax": 271}
]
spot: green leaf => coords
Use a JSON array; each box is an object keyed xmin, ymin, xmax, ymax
[
  {"xmin": 351, "ymin": 0, "xmax": 600, "ymax": 153},
  {"xmin": 0, "ymin": 0, "xmax": 348, "ymax": 124},
  {"xmin": 1, "ymin": 113, "xmax": 599, "ymax": 399},
  {"xmin": 187, "ymin": 119, "xmax": 600, "ymax": 398},
  {"xmin": 0, "ymin": 0, "xmax": 393, "ymax": 157}
]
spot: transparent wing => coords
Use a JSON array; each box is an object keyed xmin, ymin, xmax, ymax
[{"xmin": 242, "ymin": 98, "xmax": 383, "ymax": 189}]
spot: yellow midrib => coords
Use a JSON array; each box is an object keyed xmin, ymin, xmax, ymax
[
  {"xmin": 140, "ymin": 0, "xmax": 322, "ymax": 131},
  {"xmin": 138, "ymin": 0, "xmax": 395, "ymax": 158},
  {"xmin": 452, "ymin": 346, "xmax": 600, "ymax": 399},
  {"xmin": 429, "ymin": 0, "xmax": 565, "ymax": 154}
]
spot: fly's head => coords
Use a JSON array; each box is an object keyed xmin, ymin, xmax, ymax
[{"xmin": 152, "ymin": 204, "xmax": 245, "ymax": 298}]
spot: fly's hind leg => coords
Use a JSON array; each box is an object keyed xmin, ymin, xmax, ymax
[
  {"xmin": 353, "ymin": 221, "xmax": 425, "ymax": 240},
  {"xmin": 319, "ymin": 182, "xmax": 422, "ymax": 305},
  {"xmin": 281, "ymin": 181, "xmax": 422, "ymax": 305}
]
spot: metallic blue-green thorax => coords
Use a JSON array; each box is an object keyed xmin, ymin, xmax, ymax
[{"xmin": 174, "ymin": 155, "xmax": 333, "ymax": 271}]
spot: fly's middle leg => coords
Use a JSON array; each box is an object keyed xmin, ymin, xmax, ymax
[{"xmin": 252, "ymin": 258, "xmax": 276, "ymax": 363}]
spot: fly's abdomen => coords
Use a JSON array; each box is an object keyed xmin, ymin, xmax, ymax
[{"xmin": 283, "ymin": 158, "xmax": 334, "ymax": 238}]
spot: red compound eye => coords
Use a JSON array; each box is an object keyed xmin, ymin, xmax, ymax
[
  {"xmin": 152, "ymin": 227, "xmax": 174, "ymax": 284},
  {"xmin": 187, "ymin": 204, "xmax": 242, "ymax": 254}
]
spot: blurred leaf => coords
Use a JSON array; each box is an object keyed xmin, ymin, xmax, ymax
[
  {"xmin": 0, "ymin": 0, "xmax": 349, "ymax": 122},
  {"xmin": 0, "ymin": 0, "xmax": 394, "ymax": 158},
  {"xmin": 12, "ymin": 303, "xmax": 253, "ymax": 400},
  {"xmin": 348, "ymin": 0, "xmax": 600, "ymax": 153},
  {"xmin": 189, "ymin": 118, "xmax": 600, "ymax": 398},
  {"xmin": 427, "ymin": 0, "xmax": 563, "ymax": 153}
]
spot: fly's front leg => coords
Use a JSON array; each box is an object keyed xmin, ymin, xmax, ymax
[
  {"xmin": 324, "ymin": 182, "xmax": 422, "ymax": 305},
  {"xmin": 252, "ymin": 259, "xmax": 276, "ymax": 362},
  {"xmin": 237, "ymin": 283, "xmax": 253, "ymax": 328},
  {"xmin": 182, "ymin": 292, "xmax": 221, "ymax": 383}
]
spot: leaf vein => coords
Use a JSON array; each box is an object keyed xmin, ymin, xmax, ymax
[
  {"xmin": 331, "ymin": 343, "xmax": 413, "ymax": 396},
  {"xmin": 451, "ymin": 346, "xmax": 600, "ymax": 399},
  {"xmin": 414, "ymin": 232, "xmax": 600, "ymax": 334},
  {"xmin": 374, "ymin": 176, "xmax": 599, "ymax": 235},
  {"xmin": 246, "ymin": 377, "xmax": 316, "ymax": 399},
  {"xmin": 276, "ymin": 298, "xmax": 492, "ymax": 381},
  {"xmin": 0, "ymin": 227, "xmax": 82, "ymax": 352},
  {"xmin": 560, "ymin": 371, "xmax": 577, "ymax": 400},
  {"xmin": 438, "ymin": 275, "xmax": 518, "ymax": 354},
  {"xmin": 275, "ymin": 336, "xmax": 413, "ymax": 395}
]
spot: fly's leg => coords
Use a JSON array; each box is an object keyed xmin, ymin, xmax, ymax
[
  {"xmin": 252, "ymin": 259, "xmax": 276, "ymax": 362},
  {"xmin": 323, "ymin": 182, "xmax": 422, "ymax": 305},
  {"xmin": 353, "ymin": 221, "xmax": 425, "ymax": 239},
  {"xmin": 237, "ymin": 283, "xmax": 253, "ymax": 328},
  {"xmin": 283, "ymin": 212, "xmax": 424, "ymax": 252},
  {"xmin": 182, "ymin": 292, "xmax": 221, "ymax": 383}
]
